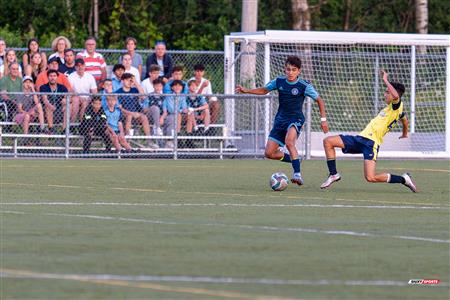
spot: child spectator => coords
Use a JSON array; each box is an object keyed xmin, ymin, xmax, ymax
[
  {"xmin": 141, "ymin": 64, "xmax": 160, "ymax": 94},
  {"xmin": 160, "ymin": 80, "xmax": 188, "ymax": 147},
  {"xmin": 48, "ymin": 36, "xmax": 71, "ymax": 65},
  {"xmin": 104, "ymin": 95, "xmax": 132, "ymax": 152},
  {"xmin": 163, "ymin": 66, "xmax": 188, "ymax": 94},
  {"xmin": 111, "ymin": 64, "xmax": 125, "ymax": 92},
  {"xmin": 142, "ymin": 78, "xmax": 164, "ymax": 136},
  {"xmin": 186, "ymin": 80, "xmax": 210, "ymax": 134},
  {"xmin": 22, "ymin": 38, "xmax": 47, "ymax": 72},
  {"xmin": 119, "ymin": 37, "xmax": 143, "ymax": 78},
  {"xmin": 80, "ymin": 96, "xmax": 112, "ymax": 153},
  {"xmin": 122, "ymin": 53, "xmax": 141, "ymax": 82},
  {"xmin": 189, "ymin": 63, "xmax": 220, "ymax": 123},
  {"xmin": 15, "ymin": 76, "xmax": 44, "ymax": 134}
]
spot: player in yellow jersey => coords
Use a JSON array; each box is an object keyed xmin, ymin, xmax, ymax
[{"xmin": 320, "ymin": 70, "xmax": 417, "ymax": 192}]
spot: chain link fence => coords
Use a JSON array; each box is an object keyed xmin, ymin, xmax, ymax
[
  {"xmin": 0, "ymin": 92, "xmax": 288, "ymax": 159},
  {"xmin": 11, "ymin": 48, "xmax": 225, "ymax": 93}
]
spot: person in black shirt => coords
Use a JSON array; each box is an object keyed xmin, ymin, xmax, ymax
[{"xmin": 80, "ymin": 96, "xmax": 112, "ymax": 153}]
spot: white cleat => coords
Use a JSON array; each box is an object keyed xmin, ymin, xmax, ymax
[
  {"xmin": 320, "ymin": 173, "xmax": 341, "ymax": 189},
  {"xmin": 402, "ymin": 173, "xmax": 418, "ymax": 193},
  {"xmin": 291, "ymin": 173, "xmax": 304, "ymax": 186}
]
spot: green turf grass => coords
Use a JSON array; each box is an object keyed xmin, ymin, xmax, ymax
[{"xmin": 1, "ymin": 159, "xmax": 449, "ymax": 299}]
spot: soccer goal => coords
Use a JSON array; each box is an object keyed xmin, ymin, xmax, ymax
[{"xmin": 224, "ymin": 30, "xmax": 450, "ymax": 159}]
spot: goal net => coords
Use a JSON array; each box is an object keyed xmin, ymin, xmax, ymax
[{"xmin": 225, "ymin": 30, "xmax": 450, "ymax": 159}]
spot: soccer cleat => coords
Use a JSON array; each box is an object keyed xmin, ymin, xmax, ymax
[
  {"xmin": 291, "ymin": 173, "xmax": 304, "ymax": 186},
  {"xmin": 402, "ymin": 173, "xmax": 418, "ymax": 193},
  {"xmin": 320, "ymin": 173, "xmax": 341, "ymax": 189}
]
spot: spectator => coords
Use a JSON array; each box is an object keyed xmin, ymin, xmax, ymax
[
  {"xmin": 119, "ymin": 37, "xmax": 143, "ymax": 78},
  {"xmin": 115, "ymin": 73, "xmax": 155, "ymax": 147},
  {"xmin": 189, "ymin": 63, "xmax": 220, "ymax": 123},
  {"xmin": 0, "ymin": 50, "xmax": 23, "ymax": 78},
  {"xmin": 111, "ymin": 64, "xmax": 125, "ymax": 92},
  {"xmin": 68, "ymin": 58, "xmax": 98, "ymax": 122},
  {"xmin": 163, "ymin": 66, "xmax": 188, "ymax": 94},
  {"xmin": 24, "ymin": 52, "xmax": 45, "ymax": 83},
  {"xmin": 0, "ymin": 39, "xmax": 6, "ymax": 66},
  {"xmin": 35, "ymin": 57, "xmax": 72, "ymax": 91},
  {"xmin": 186, "ymin": 80, "xmax": 210, "ymax": 134},
  {"xmin": 39, "ymin": 69, "xmax": 68, "ymax": 133},
  {"xmin": 15, "ymin": 76, "xmax": 44, "ymax": 134},
  {"xmin": 104, "ymin": 95, "xmax": 132, "ymax": 152},
  {"xmin": 145, "ymin": 40, "xmax": 173, "ymax": 83},
  {"xmin": 77, "ymin": 37, "xmax": 107, "ymax": 86},
  {"xmin": 48, "ymin": 36, "xmax": 71, "ymax": 65},
  {"xmin": 122, "ymin": 53, "xmax": 141, "ymax": 82},
  {"xmin": 0, "ymin": 62, "xmax": 22, "ymax": 120},
  {"xmin": 79, "ymin": 96, "xmax": 112, "ymax": 153},
  {"xmin": 101, "ymin": 79, "xmax": 114, "ymax": 109},
  {"xmin": 142, "ymin": 78, "xmax": 164, "ymax": 136},
  {"xmin": 160, "ymin": 80, "xmax": 188, "ymax": 147},
  {"xmin": 22, "ymin": 38, "xmax": 47, "ymax": 72},
  {"xmin": 58, "ymin": 49, "xmax": 76, "ymax": 77},
  {"xmin": 141, "ymin": 64, "xmax": 160, "ymax": 94}
]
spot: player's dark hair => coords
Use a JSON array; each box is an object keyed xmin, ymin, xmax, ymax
[
  {"xmin": 172, "ymin": 66, "xmax": 184, "ymax": 73},
  {"xmin": 149, "ymin": 64, "xmax": 160, "ymax": 73},
  {"xmin": 91, "ymin": 96, "xmax": 101, "ymax": 102},
  {"xmin": 113, "ymin": 63, "xmax": 125, "ymax": 72},
  {"xmin": 47, "ymin": 69, "xmax": 58, "ymax": 77},
  {"xmin": 194, "ymin": 63, "xmax": 205, "ymax": 71},
  {"xmin": 152, "ymin": 78, "xmax": 164, "ymax": 85},
  {"xmin": 390, "ymin": 82, "xmax": 405, "ymax": 98},
  {"xmin": 285, "ymin": 56, "xmax": 302, "ymax": 69},
  {"xmin": 121, "ymin": 73, "xmax": 134, "ymax": 80}
]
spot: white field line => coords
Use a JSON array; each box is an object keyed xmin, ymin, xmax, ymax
[
  {"xmin": 1, "ymin": 202, "xmax": 449, "ymax": 211},
  {"xmin": 2, "ymin": 210, "xmax": 449, "ymax": 244},
  {"xmin": 1, "ymin": 269, "xmax": 448, "ymax": 287},
  {"xmin": 1, "ymin": 181, "xmax": 449, "ymax": 207}
]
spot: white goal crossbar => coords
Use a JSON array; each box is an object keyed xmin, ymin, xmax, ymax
[{"xmin": 225, "ymin": 30, "xmax": 450, "ymax": 159}]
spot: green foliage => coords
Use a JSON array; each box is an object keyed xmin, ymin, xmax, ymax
[{"xmin": 0, "ymin": 0, "xmax": 447, "ymax": 50}]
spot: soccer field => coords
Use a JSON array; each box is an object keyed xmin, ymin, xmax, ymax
[{"xmin": 1, "ymin": 159, "xmax": 449, "ymax": 300}]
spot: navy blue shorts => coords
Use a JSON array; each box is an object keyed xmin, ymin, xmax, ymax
[
  {"xmin": 268, "ymin": 118, "xmax": 304, "ymax": 146},
  {"xmin": 340, "ymin": 135, "xmax": 379, "ymax": 161}
]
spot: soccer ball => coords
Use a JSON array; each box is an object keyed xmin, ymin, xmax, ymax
[{"xmin": 270, "ymin": 172, "xmax": 289, "ymax": 191}]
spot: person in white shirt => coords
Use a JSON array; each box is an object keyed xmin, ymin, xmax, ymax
[
  {"xmin": 68, "ymin": 58, "xmax": 97, "ymax": 121},
  {"xmin": 141, "ymin": 64, "xmax": 161, "ymax": 95},
  {"xmin": 188, "ymin": 64, "xmax": 220, "ymax": 123},
  {"xmin": 122, "ymin": 53, "xmax": 140, "ymax": 83}
]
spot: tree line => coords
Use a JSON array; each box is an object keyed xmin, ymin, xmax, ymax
[{"xmin": 0, "ymin": 0, "xmax": 448, "ymax": 50}]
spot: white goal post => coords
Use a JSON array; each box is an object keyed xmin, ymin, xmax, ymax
[{"xmin": 224, "ymin": 30, "xmax": 450, "ymax": 159}]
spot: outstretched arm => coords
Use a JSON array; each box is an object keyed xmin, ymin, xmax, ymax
[
  {"xmin": 381, "ymin": 70, "xmax": 399, "ymax": 100},
  {"xmin": 316, "ymin": 96, "xmax": 329, "ymax": 133},
  {"xmin": 399, "ymin": 117, "xmax": 408, "ymax": 139},
  {"xmin": 235, "ymin": 85, "xmax": 269, "ymax": 95}
]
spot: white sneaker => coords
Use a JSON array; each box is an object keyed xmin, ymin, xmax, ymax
[
  {"xmin": 148, "ymin": 141, "xmax": 159, "ymax": 149},
  {"xmin": 291, "ymin": 173, "xmax": 304, "ymax": 186},
  {"xmin": 402, "ymin": 173, "xmax": 418, "ymax": 193},
  {"xmin": 165, "ymin": 141, "xmax": 174, "ymax": 148},
  {"xmin": 320, "ymin": 173, "xmax": 341, "ymax": 189},
  {"xmin": 153, "ymin": 127, "xmax": 163, "ymax": 136}
]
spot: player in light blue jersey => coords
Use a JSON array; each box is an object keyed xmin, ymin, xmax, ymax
[{"xmin": 236, "ymin": 56, "xmax": 329, "ymax": 185}]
